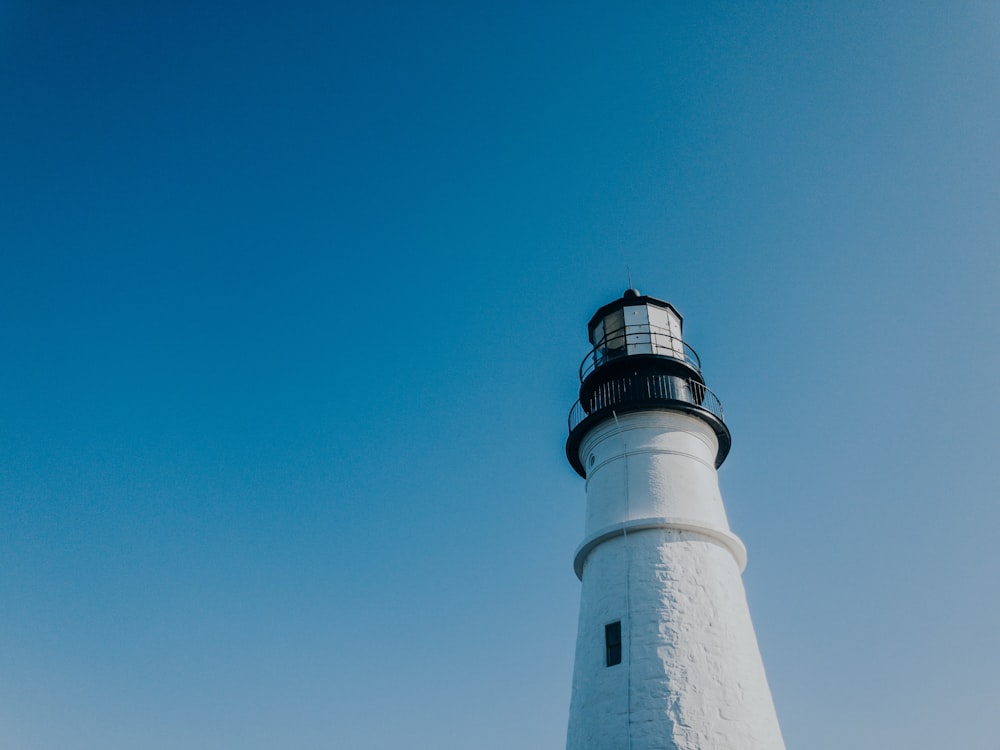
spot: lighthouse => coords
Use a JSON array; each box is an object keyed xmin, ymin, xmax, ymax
[{"xmin": 564, "ymin": 289, "xmax": 785, "ymax": 750}]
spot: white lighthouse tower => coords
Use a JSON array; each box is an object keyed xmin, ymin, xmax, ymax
[{"xmin": 564, "ymin": 289, "xmax": 785, "ymax": 750}]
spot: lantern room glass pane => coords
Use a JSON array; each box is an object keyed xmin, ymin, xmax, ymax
[
  {"xmin": 624, "ymin": 305, "xmax": 652, "ymax": 355},
  {"xmin": 600, "ymin": 309, "xmax": 626, "ymax": 362},
  {"xmin": 590, "ymin": 318, "xmax": 605, "ymax": 348},
  {"xmin": 647, "ymin": 305, "xmax": 684, "ymax": 360}
]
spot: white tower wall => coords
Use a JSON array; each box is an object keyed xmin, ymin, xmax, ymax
[{"xmin": 566, "ymin": 411, "xmax": 784, "ymax": 750}]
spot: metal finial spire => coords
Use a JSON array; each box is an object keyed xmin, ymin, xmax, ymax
[{"xmin": 624, "ymin": 266, "xmax": 639, "ymax": 298}]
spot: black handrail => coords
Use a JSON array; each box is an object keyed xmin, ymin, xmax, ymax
[
  {"xmin": 579, "ymin": 324, "xmax": 701, "ymax": 381},
  {"xmin": 568, "ymin": 373, "xmax": 725, "ymax": 433}
]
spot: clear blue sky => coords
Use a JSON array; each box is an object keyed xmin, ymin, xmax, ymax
[{"xmin": 1, "ymin": 2, "xmax": 998, "ymax": 748}]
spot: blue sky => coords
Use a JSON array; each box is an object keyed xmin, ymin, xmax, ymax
[{"xmin": 1, "ymin": 2, "xmax": 998, "ymax": 748}]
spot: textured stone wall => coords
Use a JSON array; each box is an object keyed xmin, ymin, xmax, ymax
[{"xmin": 566, "ymin": 411, "xmax": 784, "ymax": 750}]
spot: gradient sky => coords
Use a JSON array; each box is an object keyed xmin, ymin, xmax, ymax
[{"xmin": 2, "ymin": 2, "xmax": 999, "ymax": 749}]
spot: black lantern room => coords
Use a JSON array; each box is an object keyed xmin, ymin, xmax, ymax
[{"xmin": 566, "ymin": 289, "xmax": 731, "ymax": 476}]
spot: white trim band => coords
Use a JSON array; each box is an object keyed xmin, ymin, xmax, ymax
[{"xmin": 573, "ymin": 516, "xmax": 748, "ymax": 579}]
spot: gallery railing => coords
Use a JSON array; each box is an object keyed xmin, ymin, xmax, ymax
[
  {"xmin": 579, "ymin": 325, "xmax": 702, "ymax": 381},
  {"xmin": 568, "ymin": 373, "xmax": 725, "ymax": 434}
]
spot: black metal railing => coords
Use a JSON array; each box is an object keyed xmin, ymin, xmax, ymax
[
  {"xmin": 568, "ymin": 373, "xmax": 725, "ymax": 433},
  {"xmin": 579, "ymin": 325, "xmax": 701, "ymax": 381}
]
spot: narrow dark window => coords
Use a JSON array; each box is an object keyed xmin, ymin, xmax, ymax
[{"xmin": 605, "ymin": 621, "xmax": 622, "ymax": 667}]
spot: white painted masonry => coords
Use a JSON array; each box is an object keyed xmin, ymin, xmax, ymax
[{"xmin": 566, "ymin": 410, "xmax": 785, "ymax": 750}]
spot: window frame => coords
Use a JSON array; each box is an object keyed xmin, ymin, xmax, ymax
[{"xmin": 605, "ymin": 621, "xmax": 622, "ymax": 667}]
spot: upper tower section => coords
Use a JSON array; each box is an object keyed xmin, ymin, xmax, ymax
[
  {"xmin": 581, "ymin": 288, "xmax": 700, "ymax": 386},
  {"xmin": 567, "ymin": 289, "xmax": 731, "ymax": 477}
]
